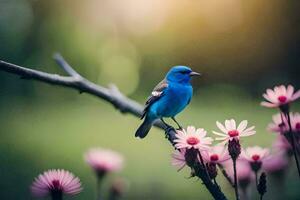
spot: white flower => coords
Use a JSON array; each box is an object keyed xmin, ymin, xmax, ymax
[
  {"xmin": 174, "ymin": 126, "xmax": 213, "ymax": 150},
  {"xmin": 241, "ymin": 146, "xmax": 270, "ymax": 163},
  {"xmin": 213, "ymin": 119, "xmax": 256, "ymax": 143},
  {"xmin": 202, "ymin": 145, "xmax": 230, "ymax": 164},
  {"xmin": 171, "ymin": 149, "xmax": 186, "ymax": 171},
  {"xmin": 261, "ymin": 85, "xmax": 300, "ymax": 108}
]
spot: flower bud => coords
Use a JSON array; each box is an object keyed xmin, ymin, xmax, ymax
[
  {"xmin": 206, "ymin": 163, "xmax": 218, "ymax": 179},
  {"xmin": 184, "ymin": 148, "xmax": 199, "ymax": 167},
  {"xmin": 228, "ymin": 139, "xmax": 241, "ymax": 161},
  {"xmin": 257, "ymin": 173, "xmax": 267, "ymax": 197}
]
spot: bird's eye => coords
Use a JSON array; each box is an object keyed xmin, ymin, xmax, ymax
[{"xmin": 179, "ymin": 71, "xmax": 188, "ymax": 74}]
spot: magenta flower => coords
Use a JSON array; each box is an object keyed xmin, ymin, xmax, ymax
[
  {"xmin": 174, "ymin": 126, "xmax": 213, "ymax": 150},
  {"xmin": 171, "ymin": 149, "xmax": 187, "ymax": 171},
  {"xmin": 241, "ymin": 146, "xmax": 270, "ymax": 163},
  {"xmin": 262, "ymin": 153, "xmax": 288, "ymax": 174},
  {"xmin": 213, "ymin": 119, "xmax": 256, "ymax": 143},
  {"xmin": 31, "ymin": 169, "xmax": 82, "ymax": 198},
  {"xmin": 241, "ymin": 146, "xmax": 270, "ymax": 172},
  {"xmin": 202, "ymin": 145, "xmax": 230, "ymax": 164},
  {"xmin": 84, "ymin": 148, "xmax": 124, "ymax": 176},
  {"xmin": 261, "ymin": 85, "xmax": 300, "ymax": 108}
]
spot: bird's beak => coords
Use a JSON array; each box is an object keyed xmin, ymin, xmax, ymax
[{"xmin": 190, "ymin": 71, "xmax": 201, "ymax": 76}]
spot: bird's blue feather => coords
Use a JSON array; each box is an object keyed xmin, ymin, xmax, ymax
[
  {"xmin": 135, "ymin": 66, "xmax": 198, "ymax": 138},
  {"xmin": 149, "ymin": 83, "xmax": 192, "ymax": 117}
]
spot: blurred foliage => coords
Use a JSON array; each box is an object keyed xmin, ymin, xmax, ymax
[
  {"xmin": 1, "ymin": 0, "xmax": 300, "ymax": 99},
  {"xmin": 1, "ymin": 0, "xmax": 300, "ymax": 199}
]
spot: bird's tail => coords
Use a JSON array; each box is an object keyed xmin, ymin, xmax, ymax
[{"xmin": 135, "ymin": 117, "xmax": 154, "ymax": 138}]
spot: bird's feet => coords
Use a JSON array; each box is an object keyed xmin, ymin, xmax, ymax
[{"xmin": 171, "ymin": 117, "xmax": 183, "ymax": 131}]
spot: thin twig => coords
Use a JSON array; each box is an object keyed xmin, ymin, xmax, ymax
[
  {"xmin": 53, "ymin": 53, "xmax": 82, "ymax": 78},
  {"xmin": 0, "ymin": 54, "xmax": 228, "ymax": 200}
]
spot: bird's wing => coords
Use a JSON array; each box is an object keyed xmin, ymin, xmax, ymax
[{"xmin": 141, "ymin": 79, "xmax": 169, "ymax": 119}]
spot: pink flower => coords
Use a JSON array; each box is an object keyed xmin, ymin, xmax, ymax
[
  {"xmin": 241, "ymin": 146, "xmax": 270, "ymax": 163},
  {"xmin": 213, "ymin": 119, "xmax": 256, "ymax": 143},
  {"xmin": 262, "ymin": 153, "xmax": 288, "ymax": 174},
  {"xmin": 261, "ymin": 85, "xmax": 300, "ymax": 108},
  {"xmin": 272, "ymin": 135, "xmax": 292, "ymax": 153},
  {"xmin": 84, "ymin": 148, "xmax": 124, "ymax": 174},
  {"xmin": 290, "ymin": 112, "xmax": 300, "ymax": 132},
  {"xmin": 31, "ymin": 169, "xmax": 82, "ymax": 198},
  {"xmin": 268, "ymin": 112, "xmax": 300, "ymax": 133},
  {"xmin": 267, "ymin": 113, "xmax": 288, "ymax": 133},
  {"xmin": 224, "ymin": 160, "xmax": 254, "ymax": 184},
  {"xmin": 174, "ymin": 126, "xmax": 213, "ymax": 150},
  {"xmin": 202, "ymin": 145, "xmax": 230, "ymax": 164},
  {"xmin": 171, "ymin": 149, "xmax": 187, "ymax": 171}
]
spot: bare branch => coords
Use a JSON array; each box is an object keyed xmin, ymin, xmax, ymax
[
  {"xmin": 0, "ymin": 60, "xmax": 75, "ymax": 86},
  {"xmin": 53, "ymin": 53, "xmax": 82, "ymax": 79},
  {"xmin": 0, "ymin": 55, "xmax": 228, "ymax": 200}
]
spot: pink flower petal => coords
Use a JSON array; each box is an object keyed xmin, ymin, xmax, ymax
[
  {"xmin": 291, "ymin": 90, "xmax": 300, "ymax": 101},
  {"xmin": 286, "ymin": 85, "xmax": 294, "ymax": 98},
  {"xmin": 237, "ymin": 120, "xmax": 248, "ymax": 132},
  {"xmin": 216, "ymin": 121, "xmax": 228, "ymax": 133},
  {"xmin": 261, "ymin": 101, "xmax": 277, "ymax": 108}
]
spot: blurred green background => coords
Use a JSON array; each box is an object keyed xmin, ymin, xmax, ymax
[{"xmin": 1, "ymin": 0, "xmax": 300, "ymax": 199}]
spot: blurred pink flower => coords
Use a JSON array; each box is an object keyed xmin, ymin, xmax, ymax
[
  {"xmin": 224, "ymin": 159, "xmax": 254, "ymax": 183},
  {"xmin": 171, "ymin": 149, "xmax": 187, "ymax": 171},
  {"xmin": 290, "ymin": 112, "xmax": 300, "ymax": 132},
  {"xmin": 262, "ymin": 153, "xmax": 288, "ymax": 174},
  {"xmin": 213, "ymin": 119, "xmax": 256, "ymax": 143},
  {"xmin": 272, "ymin": 135, "xmax": 292, "ymax": 153},
  {"xmin": 241, "ymin": 146, "xmax": 270, "ymax": 163},
  {"xmin": 31, "ymin": 169, "xmax": 82, "ymax": 198},
  {"xmin": 174, "ymin": 126, "xmax": 213, "ymax": 150},
  {"xmin": 202, "ymin": 145, "xmax": 230, "ymax": 164},
  {"xmin": 268, "ymin": 112, "xmax": 300, "ymax": 133},
  {"xmin": 84, "ymin": 148, "xmax": 124, "ymax": 174},
  {"xmin": 267, "ymin": 113, "xmax": 288, "ymax": 133},
  {"xmin": 261, "ymin": 85, "xmax": 300, "ymax": 108}
]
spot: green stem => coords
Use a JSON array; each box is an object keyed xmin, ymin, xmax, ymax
[
  {"xmin": 233, "ymin": 159, "xmax": 240, "ymax": 200},
  {"xmin": 285, "ymin": 112, "xmax": 300, "ymax": 177},
  {"xmin": 213, "ymin": 178, "xmax": 219, "ymax": 188},
  {"xmin": 97, "ymin": 177, "xmax": 103, "ymax": 200},
  {"xmin": 197, "ymin": 151, "xmax": 210, "ymax": 179},
  {"xmin": 255, "ymin": 172, "xmax": 258, "ymax": 187},
  {"xmin": 51, "ymin": 192, "xmax": 63, "ymax": 200},
  {"xmin": 255, "ymin": 171, "xmax": 261, "ymax": 199}
]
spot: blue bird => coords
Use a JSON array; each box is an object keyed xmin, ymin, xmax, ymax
[{"xmin": 135, "ymin": 66, "xmax": 200, "ymax": 138}]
